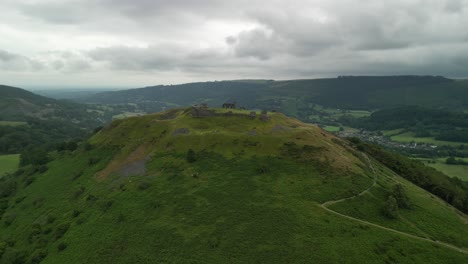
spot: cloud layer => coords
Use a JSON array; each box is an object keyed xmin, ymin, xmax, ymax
[{"xmin": 1, "ymin": 0, "xmax": 468, "ymax": 87}]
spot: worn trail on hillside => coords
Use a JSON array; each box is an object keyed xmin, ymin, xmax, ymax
[{"xmin": 320, "ymin": 154, "xmax": 468, "ymax": 254}]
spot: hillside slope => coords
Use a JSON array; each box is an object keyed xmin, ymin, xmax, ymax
[
  {"xmin": 0, "ymin": 108, "xmax": 467, "ymax": 263},
  {"xmin": 0, "ymin": 85, "xmax": 76, "ymax": 121},
  {"xmin": 0, "ymin": 85, "xmax": 104, "ymax": 155}
]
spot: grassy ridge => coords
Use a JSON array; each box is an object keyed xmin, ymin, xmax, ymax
[{"xmin": 0, "ymin": 108, "xmax": 467, "ymax": 263}]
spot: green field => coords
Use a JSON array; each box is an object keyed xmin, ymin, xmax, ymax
[
  {"xmin": 415, "ymin": 158, "xmax": 468, "ymax": 181},
  {"xmin": 0, "ymin": 121, "xmax": 27, "ymax": 127},
  {"xmin": 390, "ymin": 132, "xmax": 464, "ymax": 146},
  {"xmin": 0, "ymin": 154, "xmax": 20, "ymax": 176},
  {"xmin": 112, "ymin": 112, "xmax": 145, "ymax": 119},
  {"xmin": 323, "ymin": 125, "xmax": 340, "ymax": 132}
]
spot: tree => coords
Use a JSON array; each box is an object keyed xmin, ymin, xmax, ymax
[
  {"xmin": 19, "ymin": 147, "xmax": 50, "ymax": 167},
  {"xmin": 392, "ymin": 184, "xmax": 411, "ymax": 209},
  {"xmin": 383, "ymin": 196, "xmax": 398, "ymax": 219}
]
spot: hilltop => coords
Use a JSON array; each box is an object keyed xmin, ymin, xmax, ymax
[{"xmin": 0, "ymin": 108, "xmax": 467, "ymax": 263}]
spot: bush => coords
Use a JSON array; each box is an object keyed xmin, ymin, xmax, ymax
[
  {"xmin": 392, "ymin": 184, "xmax": 411, "ymax": 209},
  {"xmin": 24, "ymin": 176, "xmax": 35, "ymax": 187},
  {"xmin": 72, "ymin": 186, "xmax": 85, "ymax": 199},
  {"xmin": 71, "ymin": 210, "xmax": 81, "ymax": 218},
  {"xmin": 382, "ymin": 196, "xmax": 398, "ymax": 219},
  {"xmin": 100, "ymin": 200, "xmax": 114, "ymax": 212},
  {"xmin": 54, "ymin": 223, "xmax": 70, "ymax": 240},
  {"xmin": 186, "ymin": 149, "xmax": 196, "ymax": 163},
  {"xmin": 30, "ymin": 249, "xmax": 47, "ymax": 264},
  {"xmin": 3, "ymin": 214, "xmax": 16, "ymax": 226},
  {"xmin": 138, "ymin": 182, "xmax": 150, "ymax": 190},
  {"xmin": 57, "ymin": 242, "xmax": 67, "ymax": 252},
  {"xmin": 46, "ymin": 215, "xmax": 56, "ymax": 224},
  {"xmin": 88, "ymin": 157, "xmax": 100, "ymax": 165},
  {"xmin": 1, "ymin": 247, "xmax": 26, "ymax": 264},
  {"xmin": 0, "ymin": 180, "xmax": 16, "ymax": 198}
]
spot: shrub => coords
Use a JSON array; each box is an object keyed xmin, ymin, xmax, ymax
[
  {"xmin": 186, "ymin": 149, "xmax": 196, "ymax": 163},
  {"xmin": 54, "ymin": 223, "xmax": 70, "ymax": 240},
  {"xmin": 30, "ymin": 249, "xmax": 47, "ymax": 264},
  {"xmin": 32, "ymin": 198, "xmax": 45, "ymax": 208},
  {"xmin": 392, "ymin": 184, "xmax": 411, "ymax": 209},
  {"xmin": 73, "ymin": 186, "xmax": 85, "ymax": 199},
  {"xmin": 71, "ymin": 210, "xmax": 81, "ymax": 218},
  {"xmin": 138, "ymin": 182, "xmax": 150, "ymax": 190},
  {"xmin": 88, "ymin": 157, "xmax": 100, "ymax": 165},
  {"xmin": 24, "ymin": 176, "xmax": 35, "ymax": 187},
  {"xmin": 100, "ymin": 200, "xmax": 114, "ymax": 212},
  {"xmin": 3, "ymin": 214, "xmax": 16, "ymax": 226},
  {"xmin": 382, "ymin": 196, "xmax": 398, "ymax": 219},
  {"xmin": 57, "ymin": 242, "xmax": 67, "ymax": 252},
  {"xmin": 15, "ymin": 196, "xmax": 26, "ymax": 204},
  {"xmin": 86, "ymin": 194, "xmax": 98, "ymax": 202},
  {"xmin": 46, "ymin": 215, "xmax": 56, "ymax": 224},
  {"xmin": 0, "ymin": 180, "xmax": 16, "ymax": 198}
]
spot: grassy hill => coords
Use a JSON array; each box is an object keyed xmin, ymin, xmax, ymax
[
  {"xmin": 0, "ymin": 108, "xmax": 467, "ymax": 263},
  {"xmin": 77, "ymin": 76, "xmax": 468, "ymax": 117}
]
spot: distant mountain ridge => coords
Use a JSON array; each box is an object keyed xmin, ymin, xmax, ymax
[
  {"xmin": 76, "ymin": 76, "xmax": 468, "ymax": 115},
  {"xmin": 0, "ymin": 85, "xmax": 80, "ymax": 121}
]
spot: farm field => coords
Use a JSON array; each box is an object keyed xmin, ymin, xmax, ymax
[
  {"xmin": 323, "ymin": 125, "xmax": 340, "ymax": 132},
  {"xmin": 0, "ymin": 154, "xmax": 20, "ymax": 177},
  {"xmin": 112, "ymin": 112, "xmax": 145, "ymax": 119},
  {"xmin": 416, "ymin": 158, "xmax": 468, "ymax": 181},
  {"xmin": 390, "ymin": 132, "xmax": 465, "ymax": 147},
  {"xmin": 0, "ymin": 121, "xmax": 27, "ymax": 126}
]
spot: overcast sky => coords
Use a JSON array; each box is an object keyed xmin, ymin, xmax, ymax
[{"xmin": 1, "ymin": 0, "xmax": 468, "ymax": 88}]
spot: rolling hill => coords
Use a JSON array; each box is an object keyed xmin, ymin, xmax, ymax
[
  {"xmin": 0, "ymin": 85, "xmax": 103, "ymax": 155},
  {"xmin": 1, "ymin": 108, "xmax": 467, "ymax": 263},
  {"xmin": 0, "ymin": 85, "xmax": 80, "ymax": 121}
]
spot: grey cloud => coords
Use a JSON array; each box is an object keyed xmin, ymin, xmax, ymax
[
  {"xmin": 3, "ymin": 0, "xmax": 468, "ymax": 86},
  {"xmin": 231, "ymin": 28, "xmax": 276, "ymax": 60},
  {"xmin": 0, "ymin": 50, "xmax": 44, "ymax": 71}
]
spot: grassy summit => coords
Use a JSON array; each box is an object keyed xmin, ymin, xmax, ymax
[{"xmin": 0, "ymin": 108, "xmax": 467, "ymax": 263}]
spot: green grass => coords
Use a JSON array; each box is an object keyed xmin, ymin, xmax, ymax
[
  {"xmin": 0, "ymin": 121, "xmax": 27, "ymax": 127},
  {"xmin": 0, "ymin": 154, "xmax": 20, "ymax": 177},
  {"xmin": 330, "ymin": 163, "xmax": 468, "ymax": 248},
  {"xmin": 390, "ymin": 132, "xmax": 464, "ymax": 146},
  {"xmin": 1, "ymin": 108, "xmax": 467, "ymax": 263}
]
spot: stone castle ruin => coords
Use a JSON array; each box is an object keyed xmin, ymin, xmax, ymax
[{"xmin": 191, "ymin": 103, "xmax": 269, "ymax": 121}]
